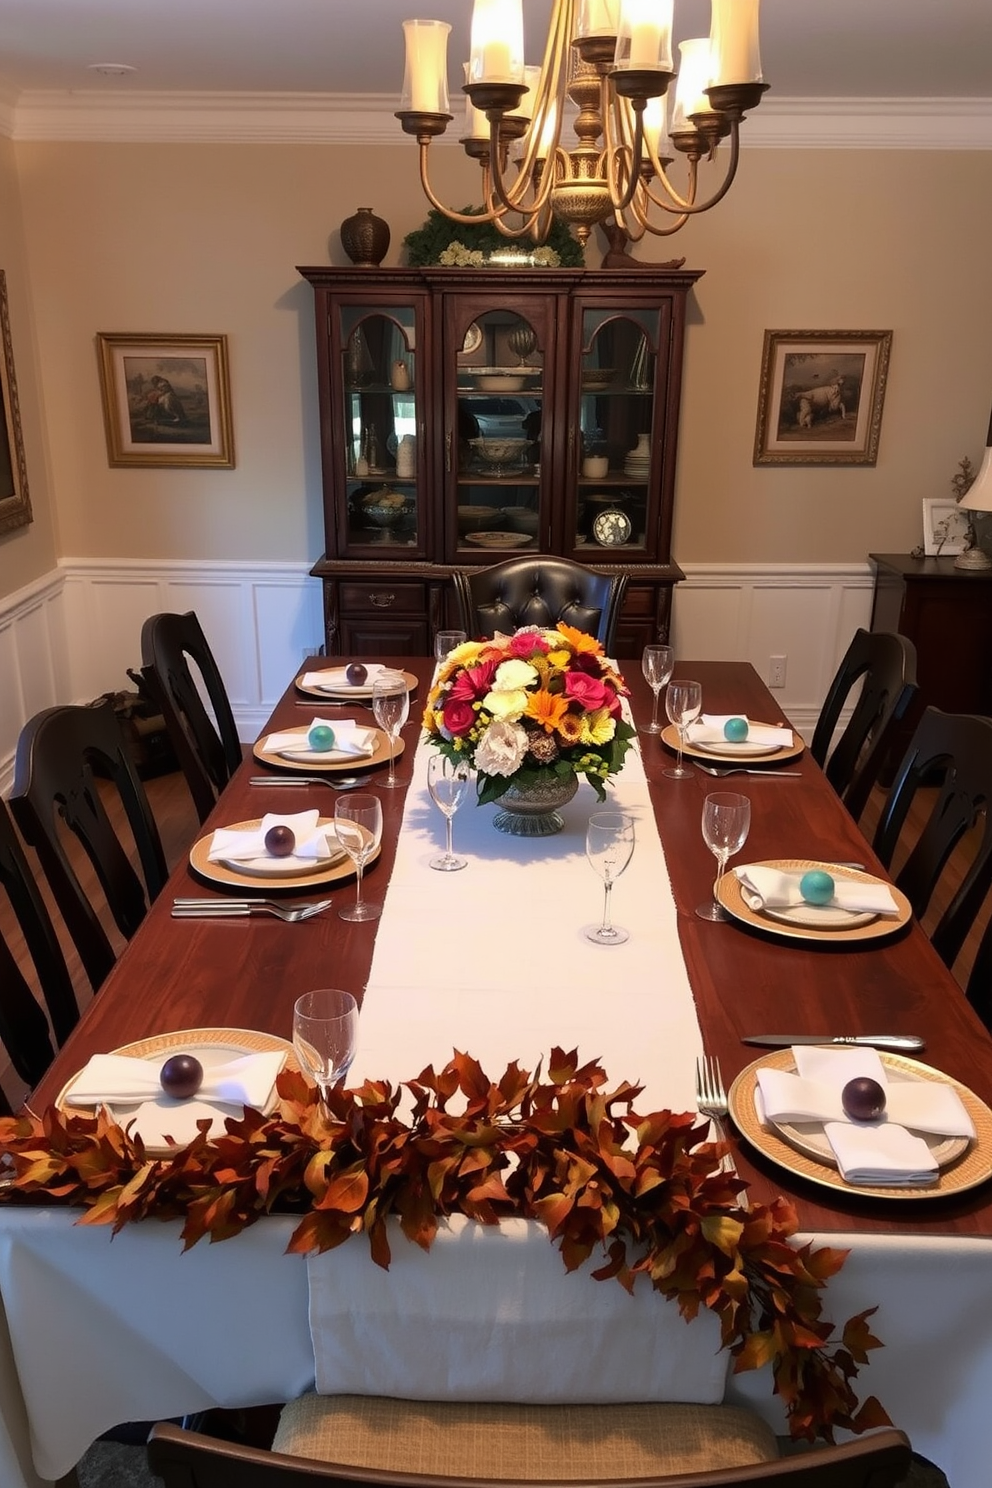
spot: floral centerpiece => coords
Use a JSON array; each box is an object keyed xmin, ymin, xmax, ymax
[{"xmin": 423, "ymin": 626, "xmax": 635, "ymax": 819}]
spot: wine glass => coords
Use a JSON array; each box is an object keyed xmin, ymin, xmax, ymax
[
  {"xmin": 427, "ymin": 754, "xmax": 471, "ymax": 871},
  {"xmin": 640, "ymin": 644, "xmax": 674, "ymax": 735},
  {"xmin": 663, "ymin": 678, "xmax": 702, "ymax": 779},
  {"xmin": 696, "ymin": 792, "xmax": 751, "ymax": 922},
  {"xmin": 334, "ymin": 793, "xmax": 383, "ymax": 922},
  {"xmin": 292, "ymin": 988, "xmax": 359, "ymax": 1109},
  {"xmin": 435, "ymin": 629, "xmax": 467, "ymax": 664},
  {"xmin": 584, "ymin": 811, "xmax": 635, "ymax": 945},
  {"xmin": 372, "ymin": 674, "xmax": 410, "ymax": 789}
]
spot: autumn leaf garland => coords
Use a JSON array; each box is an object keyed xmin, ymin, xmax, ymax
[{"xmin": 0, "ymin": 1047, "xmax": 889, "ymax": 1443}]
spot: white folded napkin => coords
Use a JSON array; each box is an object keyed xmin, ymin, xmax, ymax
[
  {"xmin": 734, "ymin": 864, "xmax": 899, "ymax": 917},
  {"xmin": 687, "ymin": 714, "xmax": 793, "ymax": 748},
  {"xmin": 208, "ymin": 810, "xmax": 340, "ymax": 864},
  {"xmin": 69, "ymin": 1050, "xmax": 286, "ymax": 1107},
  {"xmin": 263, "ymin": 718, "xmax": 377, "ymax": 760},
  {"xmin": 302, "ymin": 664, "xmax": 390, "ymax": 691},
  {"xmin": 756, "ymin": 1045, "xmax": 974, "ymax": 1186}
]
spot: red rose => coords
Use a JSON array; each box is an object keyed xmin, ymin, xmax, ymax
[
  {"xmin": 564, "ymin": 672, "xmax": 611, "ymax": 711},
  {"xmin": 442, "ymin": 698, "xmax": 476, "ymax": 736},
  {"xmin": 510, "ymin": 632, "xmax": 548, "ymax": 658}
]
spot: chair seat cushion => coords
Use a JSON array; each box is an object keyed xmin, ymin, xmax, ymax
[{"xmin": 273, "ymin": 1396, "xmax": 780, "ymax": 1478}]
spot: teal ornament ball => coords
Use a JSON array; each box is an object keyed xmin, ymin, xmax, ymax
[
  {"xmin": 799, "ymin": 869, "xmax": 835, "ymax": 905},
  {"xmin": 308, "ymin": 724, "xmax": 336, "ymax": 752},
  {"xmin": 723, "ymin": 717, "xmax": 749, "ymax": 742}
]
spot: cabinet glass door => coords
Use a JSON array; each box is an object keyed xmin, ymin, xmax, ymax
[
  {"xmin": 571, "ymin": 306, "xmax": 665, "ymax": 558},
  {"xmin": 451, "ymin": 307, "xmax": 545, "ymax": 559},
  {"xmin": 339, "ymin": 303, "xmax": 425, "ymax": 557}
]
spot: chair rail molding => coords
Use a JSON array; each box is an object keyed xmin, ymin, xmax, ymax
[{"xmin": 0, "ymin": 557, "xmax": 873, "ymax": 792}]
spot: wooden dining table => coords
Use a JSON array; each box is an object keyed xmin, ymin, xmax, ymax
[{"xmin": 6, "ymin": 656, "xmax": 992, "ymax": 1488}]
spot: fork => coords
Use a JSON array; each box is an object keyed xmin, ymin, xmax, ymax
[
  {"xmin": 694, "ymin": 1054, "xmax": 736, "ymax": 1174},
  {"xmin": 171, "ymin": 898, "xmax": 332, "ymax": 922},
  {"xmin": 695, "ymin": 763, "xmax": 802, "ymax": 778},
  {"xmin": 249, "ymin": 775, "xmax": 361, "ymax": 791}
]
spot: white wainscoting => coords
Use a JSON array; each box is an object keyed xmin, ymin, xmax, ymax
[{"xmin": 0, "ymin": 558, "xmax": 875, "ymax": 793}]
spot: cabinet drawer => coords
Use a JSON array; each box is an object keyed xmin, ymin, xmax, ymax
[
  {"xmin": 622, "ymin": 583, "xmax": 657, "ymax": 617},
  {"xmin": 340, "ymin": 581, "xmax": 427, "ymax": 616}
]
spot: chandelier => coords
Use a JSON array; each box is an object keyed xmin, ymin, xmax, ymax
[{"xmin": 396, "ymin": 0, "xmax": 767, "ymax": 248}]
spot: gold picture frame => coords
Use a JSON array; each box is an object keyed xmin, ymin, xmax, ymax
[
  {"xmin": 97, "ymin": 332, "xmax": 235, "ymax": 468},
  {"xmin": 753, "ymin": 329, "xmax": 892, "ymax": 466},
  {"xmin": 0, "ymin": 271, "xmax": 32, "ymax": 535}
]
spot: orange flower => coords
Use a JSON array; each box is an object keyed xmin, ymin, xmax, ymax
[
  {"xmin": 556, "ymin": 623, "xmax": 603, "ymax": 656},
  {"xmin": 526, "ymin": 688, "xmax": 570, "ymax": 733}
]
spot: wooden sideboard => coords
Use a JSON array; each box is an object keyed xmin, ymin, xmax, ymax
[{"xmin": 869, "ymin": 552, "xmax": 992, "ymax": 764}]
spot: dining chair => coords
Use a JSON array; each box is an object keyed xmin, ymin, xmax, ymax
[
  {"xmin": 0, "ymin": 798, "xmax": 78, "ymax": 1113},
  {"xmin": 965, "ymin": 906, "xmax": 992, "ymax": 1033},
  {"xmin": 140, "ymin": 609, "xmax": 244, "ymax": 824},
  {"xmin": 9, "ymin": 696, "xmax": 169, "ymax": 995},
  {"xmin": 453, "ymin": 556, "xmax": 628, "ymax": 654},
  {"xmin": 147, "ymin": 1403, "xmax": 912, "ymax": 1488},
  {"xmin": 872, "ymin": 705, "xmax": 992, "ymax": 970},
  {"xmin": 810, "ymin": 628, "xmax": 918, "ymax": 823}
]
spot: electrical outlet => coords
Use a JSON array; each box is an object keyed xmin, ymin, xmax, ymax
[{"xmin": 769, "ymin": 655, "xmax": 787, "ymax": 689}]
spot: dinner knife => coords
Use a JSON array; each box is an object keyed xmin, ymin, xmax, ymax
[{"xmin": 742, "ymin": 1033, "xmax": 925, "ymax": 1053}]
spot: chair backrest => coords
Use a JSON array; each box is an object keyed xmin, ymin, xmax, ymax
[
  {"xmin": 873, "ymin": 705, "xmax": 992, "ymax": 968},
  {"xmin": 966, "ymin": 910, "xmax": 992, "ymax": 1033},
  {"xmin": 810, "ymin": 628, "xmax": 918, "ymax": 822},
  {"xmin": 453, "ymin": 558, "xmax": 628, "ymax": 654},
  {"xmin": 146, "ymin": 1423, "xmax": 913, "ymax": 1488},
  {"xmin": 140, "ymin": 609, "xmax": 243, "ymax": 824},
  {"xmin": 0, "ymin": 798, "xmax": 78, "ymax": 1112},
  {"xmin": 10, "ymin": 697, "xmax": 168, "ymax": 994}
]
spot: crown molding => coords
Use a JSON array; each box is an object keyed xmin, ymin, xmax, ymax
[{"xmin": 4, "ymin": 89, "xmax": 992, "ymax": 149}]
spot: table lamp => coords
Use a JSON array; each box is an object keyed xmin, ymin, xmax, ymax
[{"xmin": 955, "ymin": 404, "xmax": 992, "ymax": 570}]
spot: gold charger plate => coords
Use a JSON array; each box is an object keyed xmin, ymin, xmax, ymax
[
  {"xmin": 190, "ymin": 816, "xmax": 379, "ymax": 891},
  {"xmin": 58, "ymin": 1027, "xmax": 296, "ymax": 1155},
  {"xmin": 295, "ymin": 667, "xmax": 418, "ymax": 701},
  {"xmin": 716, "ymin": 859, "xmax": 912, "ymax": 944},
  {"xmin": 253, "ymin": 726, "xmax": 404, "ymax": 774},
  {"xmin": 728, "ymin": 1048, "xmax": 992, "ymax": 1199},
  {"xmin": 661, "ymin": 723, "xmax": 805, "ymax": 766}
]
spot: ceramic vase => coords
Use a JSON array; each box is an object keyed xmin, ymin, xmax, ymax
[
  {"xmin": 340, "ymin": 207, "xmax": 390, "ymax": 269},
  {"xmin": 491, "ymin": 773, "xmax": 579, "ymax": 837}
]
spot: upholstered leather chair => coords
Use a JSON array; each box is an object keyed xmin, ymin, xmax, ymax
[
  {"xmin": 873, "ymin": 705, "xmax": 992, "ymax": 971},
  {"xmin": 140, "ymin": 609, "xmax": 244, "ymax": 823},
  {"xmin": 147, "ymin": 1403, "xmax": 912, "ymax": 1488},
  {"xmin": 453, "ymin": 557, "xmax": 627, "ymax": 653},
  {"xmin": 10, "ymin": 696, "xmax": 168, "ymax": 994},
  {"xmin": 0, "ymin": 798, "xmax": 78, "ymax": 1113},
  {"xmin": 810, "ymin": 628, "xmax": 918, "ymax": 823}
]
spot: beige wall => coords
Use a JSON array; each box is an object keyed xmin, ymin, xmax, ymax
[{"xmin": 6, "ymin": 136, "xmax": 992, "ymax": 582}]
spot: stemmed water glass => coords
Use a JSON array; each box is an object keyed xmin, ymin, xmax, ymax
[
  {"xmin": 584, "ymin": 811, "xmax": 635, "ymax": 945},
  {"xmin": 292, "ymin": 988, "xmax": 359, "ymax": 1110},
  {"xmin": 427, "ymin": 754, "xmax": 471, "ymax": 871},
  {"xmin": 435, "ymin": 630, "xmax": 467, "ymax": 664},
  {"xmin": 640, "ymin": 644, "xmax": 674, "ymax": 734},
  {"xmin": 333, "ymin": 793, "xmax": 383, "ymax": 921},
  {"xmin": 372, "ymin": 673, "xmax": 409, "ymax": 789},
  {"xmin": 663, "ymin": 678, "xmax": 702, "ymax": 779},
  {"xmin": 696, "ymin": 792, "xmax": 751, "ymax": 922}
]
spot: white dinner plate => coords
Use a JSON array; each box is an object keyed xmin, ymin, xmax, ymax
[
  {"xmin": 277, "ymin": 746, "xmax": 377, "ymax": 764},
  {"xmin": 295, "ymin": 667, "xmax": 417, "ymax": 701},
  {"xmin": 692, "ymin": 737, "xmax": 782, "ymax": 759},
  {"xmin": 58, "ymin": 1027, "xmax": 295, "ymax": 1155},
  {"xmin": 761, "ymin": 901, "xmax": 876, "ymax": 930},
  {"xmin": 716, "ymin": 858, "xmax": 913, "ymax": 944},
  {"xmin": 218, "ymin": 834, "xmax": 346, "ymax": 877}
]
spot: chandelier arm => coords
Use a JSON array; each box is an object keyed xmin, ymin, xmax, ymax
[
  {"xmin": 647, "ymin": 125, "xmax": 742, "ymax": 216},
  {"xmin": 415, "ymin": 141, "xmax": 509, "ymax": 226}
]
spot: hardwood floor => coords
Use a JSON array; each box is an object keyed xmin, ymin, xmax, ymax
[{"xmin": 1, "ymin": 762, "xmax": 990, "ymax": 1111}]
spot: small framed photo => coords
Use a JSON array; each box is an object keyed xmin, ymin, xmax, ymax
[
  {"xmin": 922, "ymin": 497, "xmax": 971, "ymax": 557},
  {"xmin": 97, "ymin": 333, "xmax": 235, "ymax": 468},
  {"xmin": 0, "ymin": 270, "xmax": 32, "ymax": 536},
  {"xmin": 753, "ymin": 329, "xmax": 892, "ymax": 466}
]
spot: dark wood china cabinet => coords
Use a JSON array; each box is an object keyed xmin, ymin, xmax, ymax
[{"xmin": 299, "ymin": 265, "xmax": 703, "ymax": 656}]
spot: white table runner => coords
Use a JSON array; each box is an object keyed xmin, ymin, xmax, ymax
[{"xmin": 310, "ymin": 730, "xmax": 716, "ymax": 1402}]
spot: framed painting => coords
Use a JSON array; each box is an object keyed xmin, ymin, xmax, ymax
[
  {"xmin": 753, "ymin": 329, "xmax": 892, "ymax": 466},
  {"xmin": 97, "ymin": 333, "xmax": 235, "ymax": 468},
  {"xmin": 0, "ymin": 270, "xmax": 32, "ymax": 535},
  {"xmin": 922, "ymin": 497, "xmax": 970, "ymax": 557}
]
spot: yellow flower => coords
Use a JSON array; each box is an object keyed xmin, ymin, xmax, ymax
[
  {"xmin": 525, "ymin": 689, "xmax": 570, "ymax": 733},
  {"xmin": 484, "ymin": 687, "xmax": 529, "ymax": 721},
  {"xmin": 557, "ymin": 712, "xmax": 585, "ymax": 744},
  {"xmin": 546, "ymin": 648, "xmax": 571, "ymax": 670},
  {"xmin": 579, "ymin": 707, "xmax": 616, "ymax": 745}
]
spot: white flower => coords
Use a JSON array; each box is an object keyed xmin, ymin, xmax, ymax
[
  {"xmin": 475, "ymin": 720, "xmax": 528, "ymax": 776},
  {"xmin": 484, "ymin": 687, "xmax": 529, "ymax": 721},
  {"xmin": 494, "ymin": 658, "xmax": 538, "ymax": 690}
]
